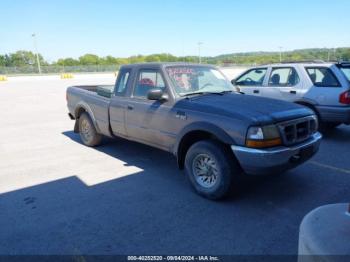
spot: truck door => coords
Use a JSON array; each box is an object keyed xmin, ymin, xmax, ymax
[
  {"xmin": 234, "ymin": 68, "xmax": 268, "ymax": 96},
  {"xmin": 109, "ymin": 68, "xmax": 131, "ymax": 136},
  {"xmin": 264, "ymin": 67, "xmax": 303, "ymax": 102},
  {"xmin": 124, "ymin": 69, "xmax": 176, "ymax": 150}
]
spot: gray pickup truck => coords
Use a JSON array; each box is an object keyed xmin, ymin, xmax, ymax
[{"xmin": 66, "ymin": 63, "xmax": 322, "ymax": 199}]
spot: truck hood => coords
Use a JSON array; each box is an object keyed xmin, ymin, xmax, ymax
[{"xmin": 178, "ymin": 93, "xmax": 314, "ymax": 125}]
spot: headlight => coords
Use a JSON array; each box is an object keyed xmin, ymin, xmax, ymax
[{"xmin": 246, "ymin": 125, "xmax": 282, "ymax": 148}]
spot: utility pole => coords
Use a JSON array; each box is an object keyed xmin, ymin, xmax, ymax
[
  {"xmin": 32, "ymin": 33, "xmax": 42, "ymax": 74},
  {"xmin": 198, "ymin": 42, "xmax": 203, "ymax": 64},
  {"xmin": 278, "ymin": 46, "xmax": 283, "ymax": 63},
  {"xmin": 327, "ymin": 49, "xmax": 331, "ymax": 62}
]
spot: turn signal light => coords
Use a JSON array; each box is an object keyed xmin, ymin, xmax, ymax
[{"xmin": 246, "ymin": 138, "xmax": 282, "ymax": 148}]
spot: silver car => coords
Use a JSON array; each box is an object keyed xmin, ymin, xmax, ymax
[{"xmin": 232, "ymin": 62, "xmax": 350, "ymax": 129}]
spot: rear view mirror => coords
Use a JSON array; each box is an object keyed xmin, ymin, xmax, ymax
[{"xmin": 147, "ymin": 89, "xmax": 168, "ymax": 101}]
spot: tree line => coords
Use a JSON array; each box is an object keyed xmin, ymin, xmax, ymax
[{"xmin": 1, "ymin": 48, "xmax": 350, "ymax": 68}]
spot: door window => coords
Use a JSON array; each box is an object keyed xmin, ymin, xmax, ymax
[
  {"xmin": 115, "ymin": 69, "xmax": 131, "ymax": 96},
  {"xmin": 235, "ymin": 68, "xmax": 267, "ymax": 86},
  {"xmin": 133, "ymin": 70, "xmax": 166, "ymax": 98},
  {"xmin": 269, "ymin": 67, "xmax": 300, "ymax": 87},
  {"xmin": 306, "ymin": 67, "xmax": 341, "ymax": 87}
]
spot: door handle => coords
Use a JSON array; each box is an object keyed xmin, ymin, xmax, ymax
[
  {"xmin": 127, "ymin": 105, "xmax": 134, "ymax": 110},
  {"xmin": 253, "ymin": 90, "xmax": 260, "ymax": 94},
  {"xmin": 290, "ymin": 90, "xmax": 297, "ymax": 94}
]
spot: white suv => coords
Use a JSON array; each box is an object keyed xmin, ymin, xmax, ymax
[{"xmin": 232, "ymin": 62, "xmax": 350, "ymax": 129}]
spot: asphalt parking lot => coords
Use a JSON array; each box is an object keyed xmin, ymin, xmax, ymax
[{"xmin": 0, "ymin": 74, "xmax": 349, "ymax": 255}]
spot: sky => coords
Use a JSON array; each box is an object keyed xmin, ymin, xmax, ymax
[{"xmin": 1, "ymin": 0, "xmax": 350, "ymax": 62}]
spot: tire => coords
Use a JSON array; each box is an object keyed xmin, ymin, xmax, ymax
[
  {"xmin": 184, "ymin": 140, "xmax": 241, "ymax": 200},
  {"xmin": 78, "ymin": 112, "xmax": 102, "ymax": 147}
]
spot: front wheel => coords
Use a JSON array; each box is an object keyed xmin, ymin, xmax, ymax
[
  {"xmin": 78, "ymin": 112, "xmax": 102, "ymax": 147},
  {"xmin": 185, "ymin": 140, "xmax": 241, "ymax": 200}
]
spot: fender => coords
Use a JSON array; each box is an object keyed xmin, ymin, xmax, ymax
[
  {"xmin": 173, "ymin": 121, "xmax": 236, "ymax": 156},
  {"xmin": 295, "ymin": 97, "xmax": 319, "ymax": 107},
  {"xmin": 74, "ymin": 101, "xmax": 101, "ymax": 133},
  {"xmin": 295, "ymin": 98, "xmax": 320, "ymax": 116}
]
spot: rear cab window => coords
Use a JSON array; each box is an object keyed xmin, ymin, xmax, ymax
[
  {"xmin": 268, "ymin": 67, "xmax": 300, "ymax": 87},
  {"xmin": 235, "ymin": 68, "xmax": 267, "ymax": 86},
  {"xmin": 305, "ymin": 67, "xmax": 341, "ymax": 87},
  {"xmin": 115, "ymin": 68, "xmax": 131, "ymax": 96}
]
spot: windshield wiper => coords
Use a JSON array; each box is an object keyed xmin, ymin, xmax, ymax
[
  {"xmin": 181, "ymin": 91, "xmax": 225, "ymax": 97},
  {"xmin": 219, "ymin": 90, "xmax": 234, "ymax": 94},
  {"xmin": 181, "ymin": 90, "xmax": 235, "ymax": 97}
]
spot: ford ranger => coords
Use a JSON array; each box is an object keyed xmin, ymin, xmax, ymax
[{"xmin": 66, "ymin": 63, "xmax": 322, "ymax": 200}]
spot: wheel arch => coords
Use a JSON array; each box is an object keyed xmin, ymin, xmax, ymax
[
  {"xmin": 174, "ymin": 122, "xmax": 236, "ymax": 170},
  {"xmin": 73, "ymin": 102, "xmax": 99, "ymax": 133},
  {"xmin": 295, "ymin": 99, "xmax": 320, "ymax": 118}
]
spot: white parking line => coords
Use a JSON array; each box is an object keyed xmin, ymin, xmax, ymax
[{"xmin": 309, "ymin": 161, "xmax": 350, "ymax": 174}]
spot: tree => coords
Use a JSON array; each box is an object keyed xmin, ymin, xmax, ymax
[
  {"xmin": 145, "ymin": 55, "xmax": 161, "ymax": 62},
  {"xmin": 78, "ymin": 54, "xmax": 100, "ymax": 65},
  {"xmin": 100, "ymin": 55, "xmax": 118, "ymax": 65},
  {"xmin": 0, "ymin": 55, "xmax": 6, "ymax": 67},
  {"xmin": 8, "ymin": 51, "xmax": 46, "ymax": 67},
  {"xmin": 1, "ymin": 47, "xmax": 350, "ymax": 69},
  {"xmin": 129, "ymin": 55, "xmax": 146, "ymax": 64},
  {"xmin": 56, "ymin": 58, "xmax": 80, "ymax": 66}
]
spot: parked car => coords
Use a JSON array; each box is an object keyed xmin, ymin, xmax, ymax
[
  {"xmin": 66, "ymin": 63, "xmax": 322, "ymax": 200},
  {"xmin": 232, "ymin": 62, "xmax": 350, "ymax": 130}
]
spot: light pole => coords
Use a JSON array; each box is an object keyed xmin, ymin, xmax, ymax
[
  {"xmin": 278, "ymin": 46, "xmax": 283, "ymax": 63},
  {"xmin": 198, "ymin": 42, "xmax": 203, "ymax": 64},
  {"xmin": 328, "ymin": 49, "xmax": 331, "ymax": 62},
  {"xmin": 31, "ymin": 33, "xmax": 42, "ymax": 74}
]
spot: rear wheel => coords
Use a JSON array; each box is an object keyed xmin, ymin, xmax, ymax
[
  {"xmin": 185, "ymin": 140, "xmax": 241, "ymax": 200},
  {"xmin": 78, "ymin": 112, "xmax": 102, "ymax": 147}
]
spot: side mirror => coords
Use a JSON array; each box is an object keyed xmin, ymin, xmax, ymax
[
  {"xmin": 147, "ymin": 89, "xmax": 168, "ymax": 101},
  {"xmin": 231, "ymin": 79, "xmax": 236, "ymax": 85}
]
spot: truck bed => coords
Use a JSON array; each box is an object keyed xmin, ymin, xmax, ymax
[
  {"xmin": 73, "ymin": 85, "xmax": 115, "ymax": 98},
  {"xmin": 67, "ymin": 85, "xmax": 115, "ymax": 137}
]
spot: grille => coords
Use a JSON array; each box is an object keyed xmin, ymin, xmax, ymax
[{"xmin": 278, "ymin": 116, "xmax": 318, "ymax": 146}]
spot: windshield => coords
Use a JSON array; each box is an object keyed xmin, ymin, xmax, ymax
[
  {"xmin": 340, "ymin": 67, "xmax": 350, "ymax": 82},
  {"xmin": 165, "ymin": 66, "xmax": 234, "ymax": 96}
]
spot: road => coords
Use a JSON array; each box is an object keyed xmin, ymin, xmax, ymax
[{"xmin": 0, "ymin": 74, "xmax": 349, "ymax": 255}]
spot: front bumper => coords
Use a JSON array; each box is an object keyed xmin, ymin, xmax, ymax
[
  {"xmin": 316, "ymin": 105, "xmax": 350, "ymax": 124},
  {"xmin": 231, "ymin": 132, "xmax": 322, "ymax": 175}
]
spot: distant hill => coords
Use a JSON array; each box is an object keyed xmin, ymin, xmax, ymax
[{"xmin": 206, "ymin": 48, "xmax": 350, "ymax": 65}]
